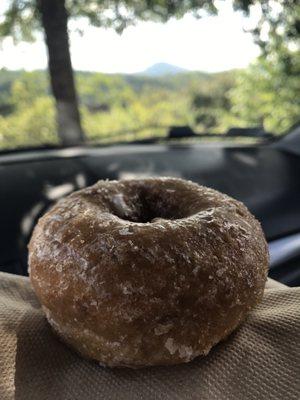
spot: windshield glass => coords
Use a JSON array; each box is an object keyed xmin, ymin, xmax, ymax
[{"xmin": 0, "ymin": 1, "xmax": 298, "ymax": 150}]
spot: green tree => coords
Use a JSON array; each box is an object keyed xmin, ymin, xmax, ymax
[
  {"xmin": 241, "ymin": 0, "xmax": 300, "ymax": 60},
  {"xmin": 10, "ymin": 71, "xmax": 48, "ymax": 109},
  {"xmin": 192, "ymin": 71, "xmax": 236, "ymax": 131},
  {"xmin": 0, "ymin": 97, "xmax": 57, "ymax": 149},
  {"xmin": 230, "ymin": 52, "xmax": 300, "ymax": 134},
  {"xmin": 230, "ymin": 0, "xmax": 300, "ymax": 133},
  {"xmin": 77, "ymin": 73, "xmax": 135, "ymax": 110},
  {"xmin": 0, "ymin": 0, "xmax": 219, "ymax": 145}
]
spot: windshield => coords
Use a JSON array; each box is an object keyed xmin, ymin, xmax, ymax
[{"xmin": 0, "ymin": 1, "xmax": 299, "ymax": 150}]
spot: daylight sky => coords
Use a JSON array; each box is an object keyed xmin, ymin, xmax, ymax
[{"xmin": 0, "ymin": 2, "xmax": 261, "ymax": 73}]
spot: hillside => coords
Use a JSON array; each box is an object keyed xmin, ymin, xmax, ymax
[
  {"xmin": 0, "ymin": 67, "xmax": 241, "ymax": 149},
  {"xmin": 0, "ymin": 56, "xmax": 296, "ymax": 151},
  {"xmin": 0, "ymin": 68, "xmax": 236, "ymax": 110}
]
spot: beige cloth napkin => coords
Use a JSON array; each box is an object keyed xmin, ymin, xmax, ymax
[{"xmin": 0, "ymin": 272, "xmax": 299, "ymax": 400}]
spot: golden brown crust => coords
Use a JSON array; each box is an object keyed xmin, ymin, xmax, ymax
[{"xmin": 29, "ymin": 177, "xmax": 269, "ymax": 367}]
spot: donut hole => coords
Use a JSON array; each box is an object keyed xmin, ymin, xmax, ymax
[
  {"xmin": 138, "ymin": 197, "xmax": 177, "ymax": 223},
  {"xmin": 111, "ymin": 186, "xmax": 192, "ymax": 223},
  {"xmin": 140, "ymin": 186, "xmax": 197, "ymax": 223}
]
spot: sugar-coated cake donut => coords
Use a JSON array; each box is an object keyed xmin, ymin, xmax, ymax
[{"xmin": 29, "ymin": 177, "xmax": 269, "ymax": 367}]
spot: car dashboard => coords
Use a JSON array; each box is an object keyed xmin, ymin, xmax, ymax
[{"xmin": 1, "ymin": 141, "xmax": 300, "ymax": 285}]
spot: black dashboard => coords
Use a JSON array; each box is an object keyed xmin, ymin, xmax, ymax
[{"xmin": 1, "ymin": 141, "xmax": 300, "ymax": 285}]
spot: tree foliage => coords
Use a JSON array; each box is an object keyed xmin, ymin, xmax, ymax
[
  {"xmin": 192, "ymin": 71, "xmax": 235, "ymax": 130},
  {"xmin": 0, "ymin": 0, "xmax": 219, "ymax": 41},
  {"xmin": 2, "ymin": 0, "xmax": 298, "ymax": 43},
  {"xmin": 230, "ymin": 0, "xmax": 300, "ymax": 133},
  {"xmin": 241, "ymin": 0, "xmax": 299, "ymax": 57},
  {"xmin": 230, "ymin": 51, "xmax": 300, "ymax": 134}
]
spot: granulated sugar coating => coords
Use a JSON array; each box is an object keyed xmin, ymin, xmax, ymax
[{"xmin": 28, "ymin": 177, "xmax": 269, "ymax": 367}]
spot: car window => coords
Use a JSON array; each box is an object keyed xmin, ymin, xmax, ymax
[{"xmin": 0, "ymin": 1, "xmax": 298, "ymax": 150}]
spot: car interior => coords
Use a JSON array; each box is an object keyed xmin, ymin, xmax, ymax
[{"xmin": 1, "ymin": 126, "xmax": 300, "ymax": 286}]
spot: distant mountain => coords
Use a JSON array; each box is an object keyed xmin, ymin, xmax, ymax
[{"xmin": 138, "ymin": 63, "xmax": 188, "ymax": 77}]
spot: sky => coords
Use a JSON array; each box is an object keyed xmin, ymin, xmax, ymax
[{"xmin": 0, "ymin": 2, "xmax": 261, "ymax": 74}]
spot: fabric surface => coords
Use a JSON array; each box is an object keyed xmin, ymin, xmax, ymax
[{"xmin": 0, "ymin": 272, "xmax": 299, "ymax": 400}]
